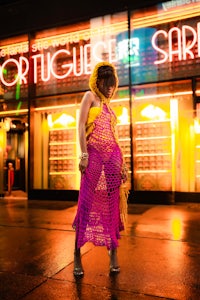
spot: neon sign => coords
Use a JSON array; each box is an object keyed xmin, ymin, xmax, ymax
[
  {"xmin": 0, "ymin": 57, "xmax": 29, "ymax": 86},
  {"xmin": 0, "ymin": 39, "xmax": 116, "ymax": 87},
  {"xmin": 1, "ymin": 21, "xmax": 200, "ymax": 87},
  {"xmin": 152, "ymin": 22, "xmax": 200, "ymax": 64}
]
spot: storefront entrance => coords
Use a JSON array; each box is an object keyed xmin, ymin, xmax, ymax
[{"xmin": 3, "ymin": 116, "xmax": 28, "ymax": 198}]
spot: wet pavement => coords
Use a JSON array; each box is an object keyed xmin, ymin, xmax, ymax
[{"xmin": 0, "ymin": 197, "xmax": 200, "ymax": 300}]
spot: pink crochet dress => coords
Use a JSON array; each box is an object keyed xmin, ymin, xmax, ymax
[{"xmin": 72, "ymin": 103, "xmax": 124, "ymax": 250}]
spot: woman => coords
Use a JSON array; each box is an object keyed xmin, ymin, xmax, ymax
[{"xmin": 72, "ymin": 61, "xmax": 128, "ymax": 277}]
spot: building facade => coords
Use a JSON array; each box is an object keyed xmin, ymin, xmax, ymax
[{"xmin": 0, "ymin": 0, "xmax": 200, "ymax": 203}]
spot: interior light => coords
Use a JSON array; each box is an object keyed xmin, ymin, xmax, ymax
[
  {"xmin": 194, "ymin": 118, "xmax": 200, "ymax": 134},
  {"xmin": 54, "ymin": 113, "xmax": 75, "ymax": 127},
  {"xmin": 118, "ymin": 107, "xmax": 129, "ymax": 124},
  {"xmin": 3, "ymin": 118, "xmax": 11, "ymax": 131},
  {"xmin": 47, "ymin": 114, "xmax": 53, "ymax": 128},
  {"xmin": 131, "ymin": 3, "xmax": 200, "ymax": 28},
  {"xmin": 141, "ymin": 104, "xmax": 167, "ymax": 120},
  {"xmin": 48, "ymin": 113, "xmax": 76, "ymax": 128}
]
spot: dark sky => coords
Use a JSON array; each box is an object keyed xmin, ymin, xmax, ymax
[{"xmin": 0, "ymin": 0, "xmax": 168, "ymax": 38}]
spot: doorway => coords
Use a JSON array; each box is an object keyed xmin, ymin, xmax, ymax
[{"xmin": 4, "ymin": 116, "xmax": 28, "ymax": 198}]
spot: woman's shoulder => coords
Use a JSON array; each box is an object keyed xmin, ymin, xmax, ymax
[
  {"xmin": 81, "ymin": 90, "xmax": 95, "ymax": 106},
  {"xmin": 83, "ymin": 90, "xmax": 101, "ymax": 108},
  {"xmin": 84, "ymin": 90, "xmax": 95, "ymax": 99}
]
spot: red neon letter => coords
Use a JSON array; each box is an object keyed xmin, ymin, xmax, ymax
[
  {"xmin": 168, "ymin": 27, "xmax": 182, "ymax": 62},
  {"xmin": 73, "ymin": 46, "xmax": 84, "ymax": 76},
  {"xmin": 50, "ymin": 49, "xmax": 73, "ymax": 79},
  {"xmin": 0, "ymin": 59, "xmax": 20, "ymax": 86},
  {"xmin": 32, "ymin": 54, "xmax": 42, "ymax": 83},
  {"xmin": 41, "ymin": 53, "xmax": 51, "ymax": 82},
  {"xmin": 19, "ymin": 56, "xmax": 29, "ymax": 84},
  {"xmin": 151, "ymin": 30, "xmax": 168, "ymax": 64},
  {"xmin": 182, "ymin": 25, "xmax": 196, "ymax": 60},
  {"xmin": 32, "ymin": 53, "xmax": 51, "ymax": 83}
]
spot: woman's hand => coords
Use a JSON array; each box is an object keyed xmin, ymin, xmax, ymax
[{"xmin": 79, "ymin": 158, "xmax": 88, "ymax": 174}]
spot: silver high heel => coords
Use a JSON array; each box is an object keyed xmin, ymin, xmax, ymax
[
  {"xmin": 108, "ymin": 250, "xmax": 120, "ymax": 274},
  {"xmin": 73, "ymin": 267, "xmax": 84, "ymax": 277},
  {"xmin": 73, "ymin": 252, "xmax": 84, "ymax": 277},
  {"xmin": 110, "ymin": 265, "xmax": 120, "ymax": 273}
]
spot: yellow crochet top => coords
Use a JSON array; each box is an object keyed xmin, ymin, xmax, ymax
[{"xmin": 86, "ymin": 106, "xmax": 101, "ymax": 137}]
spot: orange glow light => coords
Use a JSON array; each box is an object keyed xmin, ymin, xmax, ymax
[
  {"xmin": 117, "ymin": 107, "xmax": 129, "ymax": 124},
  {"xmin": 0, "ymin": 21, "xmax": 127, "ymax": 55},
  {"xmin": 194, "ymin": 118, "xmax": 200, "ymax": 134},
  {"xmin": 134, "ymin": 91, "xmax": 192, "ymax": 101},
  {"xmin": 171, "ymin": 218, "xmax": 182, "ymax": 241},
  {"xmin": 141, "ymin": 104, "xmax": 167, "ymax": 120},
  {"xmin": 0, "ymin": 109, "xmax": 28, "ymax": 116},
  {"xmin": 48, "ymin": 113, "xmax": 75, "ymax": 128},
  {"xmin": 131, "ymin": 3, "xmax": 200, "ymax": 28}
]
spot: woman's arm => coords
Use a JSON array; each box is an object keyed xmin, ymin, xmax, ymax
[{"xmin": 78, "ymin": 91, "xmax": 94, "ymax": 173}]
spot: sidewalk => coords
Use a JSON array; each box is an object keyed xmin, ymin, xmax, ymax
[{"xmin": 0, "ymin": 198, "xmax": 200, "ymax": 300}]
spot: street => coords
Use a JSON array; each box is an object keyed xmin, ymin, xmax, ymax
[{"xmin": 0, "ymin": 198, "xmax": 200, "ymax": 300}]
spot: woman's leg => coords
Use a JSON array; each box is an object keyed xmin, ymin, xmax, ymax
[
  {"xmin": 73, "ymin": 237, "xmax": 84, "ymax": 276},
  {"xmin": 104, "ymin": 146, "xmax": 122, "ymax": 273},
  {"xmin": 109, "ymin": 248, "xmax": 120, "ymax": 273}
]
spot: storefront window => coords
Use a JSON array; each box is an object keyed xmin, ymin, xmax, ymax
[
  {"xmin": 31, "ymin": 87, "xmax": 132, "ymax": 191},
  {"xmin": 28, "ymin": 12, "xmax": 128, "ymax": 98},
  {"xmin": 30, "ymin": 93, "xmax": 82, "ymax": 190},
  {"xmin": 0, "ymin": 35, "xmax": 29, "ymax": 195},
  {"xmin": 130, "ymin": 1, "xmax": 200, "ymax": 84},
  {"xmin": 111, "ymin": 87, "xmax": 131, "ymax": 190},
  {"xmin": 0, "ymin": 35, "xmax": 29, "ymax": 102},
  {"xmin": 128, "ymin": 1, "xmax": 200, "ymax": 198},
  {"xmin": 132, "ymin": 80, "xmax": 195, "ymax": 192}
]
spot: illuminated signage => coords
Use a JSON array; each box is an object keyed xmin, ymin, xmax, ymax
[
  {"xmin": 0, "ymin": 39, "xmax": 116, "ymax": 87},
  {"xmin": 1, "ymin": 20, "xmax": 200, "ymax": 87},
  {"xmin": 152, "ymin": 22, "xmax": 200, "ymax": 64}
]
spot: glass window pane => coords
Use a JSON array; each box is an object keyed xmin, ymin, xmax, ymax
[
  {"xmin": 31, "ymin": 93, "xmax": 81, "ymax": 190},
  {"xmin": 132, "ymin": 80, "xmax": 195, "ymax": 192},
  {"xmin": 0, "ymin": 35, "xmax": 29, "ymax": 101},
  {"xmin": 130, "ymin": 2, "xmax": 200, "ymax": 84},
  {"xmin": 29, "ymin": 12, "xmax": 128, "ymax": 97}
]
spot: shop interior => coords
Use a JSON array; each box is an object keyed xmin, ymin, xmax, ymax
[{"xmin": 3, "ymin": 115, "xmax": 28, "ymax": 198}]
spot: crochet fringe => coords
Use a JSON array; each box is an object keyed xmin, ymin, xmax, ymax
[{"xmin": 119, "ymin": 183, "xmax": 129, "ymax": 231}]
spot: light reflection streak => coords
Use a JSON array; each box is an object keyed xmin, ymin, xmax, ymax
[
  {"xmin": 169, "ymin": 211, "xmax": 184, "ymax": 241},
  {"xmin": 171, "ymin": 217, "xmax": 182, "ymax": 241},
  {"xmin": 164, "ymin": 211, "xmax": 188, "ymax": 298}
]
